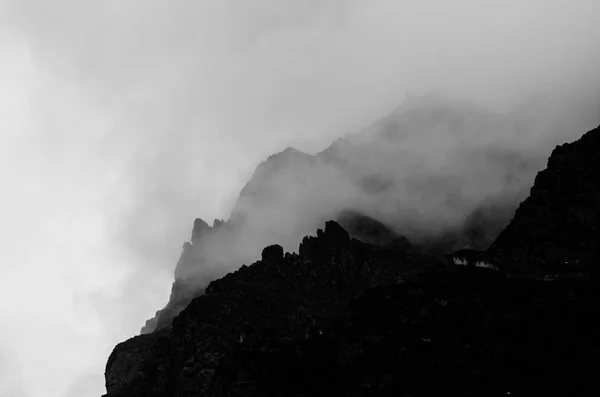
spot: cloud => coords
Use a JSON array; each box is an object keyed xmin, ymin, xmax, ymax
[
  {"xmin": 63, "ymin": 372, "xmax": 105, "ymax": 397},
  {"xmin": 169, "ymin": 93, "xmax": 600, "ymax": 288},
  {"xmin": 5, "ymin": 0, "xmax": 598, "ymax": 272},
  {"xmin": 5, "ymin": 0, "xmax": 600, "ymax": 252},
  {"xmin": 0, "ymin": 345, "xmax": 29, "ymax": 397}
]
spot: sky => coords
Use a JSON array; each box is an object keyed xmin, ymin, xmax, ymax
[{"xmin": 0, "ymin": 0, "xmax": 599, "ymax": 396}]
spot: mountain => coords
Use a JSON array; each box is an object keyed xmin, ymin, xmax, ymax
[
  {"xmin": 488, "ymin": 124, "xmax": 600, "ymax": 279},
  {"xmin": 105, "ymin": 121, "xmax": 600, "ymax": 396},
  {"xmin": 106, "ymin": 255, "xmax": 600, "ymax": 396},
  {"xmin": 141, "ymin": 97, "xmax": 551, "ymax": 334},
  {"xmin": 105, "ymin": 221, "xmax": 431, "ymax": 396}
]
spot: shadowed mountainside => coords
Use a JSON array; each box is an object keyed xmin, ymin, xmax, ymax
[
  {"xmin": 142, "ymin": 97, "xmax": 555, "ymax": 334},
  {"xmin": 106, "ymin": 123, "xmax": 600, "ymax": 396},
  {"xmin": 106, "ymin": 221, "xmax": 432, "ymax": 396},
  {"xmin": 488, "ymin": 124, "xmax": 600, "ymax": 278}
]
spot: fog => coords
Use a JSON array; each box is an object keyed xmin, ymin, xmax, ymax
[
  {"xmin": 0, "ymin": 0, "xmax": 599, "ymax": 396},
  {"xmin": 149, "ymin": 93, "xmax": 599, "ymax": 335}
]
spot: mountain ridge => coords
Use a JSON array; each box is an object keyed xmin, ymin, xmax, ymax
[
  {"xmin": 488, "ymin": 124, "xmax": 600, "ymax": 278},
  {"xmin": 141, "ymin": 97, "xmax": 553, "ymax": 334},
  {"xmin": 106, "ymin": 122, "xmax": 600, "ymax": 396}
]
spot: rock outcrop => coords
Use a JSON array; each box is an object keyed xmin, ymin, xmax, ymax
[
  {"xmin": 141, "ymin": 217, "xmax": 235, "ymax": 334},
  {"xmin": 141, "ymin": 210, "xmax": 421, "ymax": 335},
  {"xmin": 105, "ymin": 221, "xmax": 600, "ymax": 396}
]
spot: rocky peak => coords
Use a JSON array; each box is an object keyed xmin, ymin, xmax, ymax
[
  {"xmin": 234, "ymin": 147, "xmax": 314, "ymax": 205},
  {"xmin": 106, "ymin": 221, "xmax": 427, "ymax": 396},
  {"xmin": 261, "ymin": 244, "xmax": 284, "ymax": 262},
  {"xmin": 320, "ymin": 220, "xmax": 351, "ymax": 245},
  {"xmin": 191, "ymin": 218, "xmax": 211, "ymax": 244},
  {"xmin": 141, "ymin": 217, "xmax": 237, "ymax": 334},
  {"xmin": 297, "ymin": 221, "xmax": 351, "ymax": 261}
]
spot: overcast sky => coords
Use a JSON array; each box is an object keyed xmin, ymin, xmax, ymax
[{"xmin": 1, "ymin": 1, "xmax": 600, "ymax": 396}]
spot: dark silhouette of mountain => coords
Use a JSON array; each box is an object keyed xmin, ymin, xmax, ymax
[
  {"xmin": 141, "ymin": 98, "xmax": 547, "ymax": 335},
  {"xmin": 105, "ymin": 123, "xmax": 600, "ymax": 396},
  {"xmin": 105, "ymin": 221, "xmax": 430, "ymax": 396},
  {"xmin": 488, "ymin": 124, "xmax": 600, "ymax": 279}
]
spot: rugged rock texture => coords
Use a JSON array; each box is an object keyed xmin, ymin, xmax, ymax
[
  {"xmin": 105, "ymin": 240, "xmax": 600, "ymax": 396},
  {"xmin": 141, "ymin": 98, "xmax": 550, "ymax": 335},
  {"xmin": 141, "ymin": 218, "xmax": 234, "ymax": 334},
  {"xmin": 488, "ymin": 125, "xmax": 600, "ymax": 278},
  {"xmin": 106, "ymin": 124, "xmax": 600, "ymax": 396},
  {"xmin": 142, "ymin": 210, "xmax": 420, "ymax": 335},
  {"xmin": 144, "ymin": 197, "xmax": 517, "ymax": 335},
  {"xmin": 105, "ymin": 221, "xmax": 427, "ymax": 396},
  {"xmin": 323, "ymin": 268, "xmax": 600, "ymax": 396}
]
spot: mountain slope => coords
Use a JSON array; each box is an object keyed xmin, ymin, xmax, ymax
[
  {"xmin": 105, "ymin": 221, "xmax": 429, "ymax": 396},
  {"xmin": 105, "ymin": 122, "xmax": 600, "ymax": 396},
  {"xmin": 488, "ymin": 125, "xmax": 600, "ymax": 278},
  {"xmin": 142, "ymin": 97, "xmax": 552, "ymax": 334}
]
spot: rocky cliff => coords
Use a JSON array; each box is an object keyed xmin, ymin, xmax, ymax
[
  {"xmin": 142, "ymin": 98, "xmax": 547, "ymax": 334},
  {"xmin": 104, "ymin": 221, "xmax": 430, "ymax": 396},
  {"xmin": 488, "ymin": 124, "xmax": 600, "ymax": 278},
  {"xmin": 105, "ymin": 123, "xmax": 600, "ymax": 396}
]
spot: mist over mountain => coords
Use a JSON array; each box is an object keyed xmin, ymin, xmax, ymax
[
  {"xmin": 106, "ymin": 123, "xmax": 600, "ymax": 397},
  {"xmin": 489, "ymin": 122, "xmax": 600, "ymax": 278},
  {"xmin": 141, "ymin": 94, "xmax": 599, "ymax": 334},
  {"xmin": 4, "ymin": 1, "xmax": 600, "ymax": 396}
]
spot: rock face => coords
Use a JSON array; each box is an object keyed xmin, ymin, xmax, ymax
[
  {"xmin": 141, "ymin": 218, "xmax": 233, "ymax": 334},
  {"xmin": 488, "ymin": 125, "xmax": 600, "ymax": 278},
  {"xmin": 104, "ymin": 222, "xmax": 600, "ymax": 396},
  {"xmin": 141, "ymin": 210, "xmax": 419, "ymax": 335},
  {"xmin": 336, "ymin": 210, "xmax": 411, "ymax": 248},
  {"xmin": 324, "ymin": 268, "xmax": 600, "ymax": 396},
  {"xmin": 105, "ymin": 123, "xmax": 600, "ymax": 396},
  {"xmin": 141, "ymin": 98, "xmax": 554, "ymax": 335},
  {"xmin": 105, "ymin": 221, "xmax": 427, "ymax": 396}
]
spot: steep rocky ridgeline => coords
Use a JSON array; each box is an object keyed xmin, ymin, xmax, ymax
[
  {"xmin": 141, "ymin": 218, "xmax": 236, "ymax": 334},
  {"xmin": 105, "ymin": 123, "xmax": 600, "ymax": 396},
  {"xmin": 141, "ymin": 210, "xmax": 423, "ymax": 335},
  {"xmin": 488, "ymin": 125, "xmax": 600, "ymax": 278},
  {"xmin": 140, "ymin": 98, "xmax": 551, "ymax": 336},
  {"xmin": 104, "ymin": 237, "xmax": 600, "ymax": 396},
  {"xmin": 105, "ymin": 221, "xmax": 429, "ymax": 396}
]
